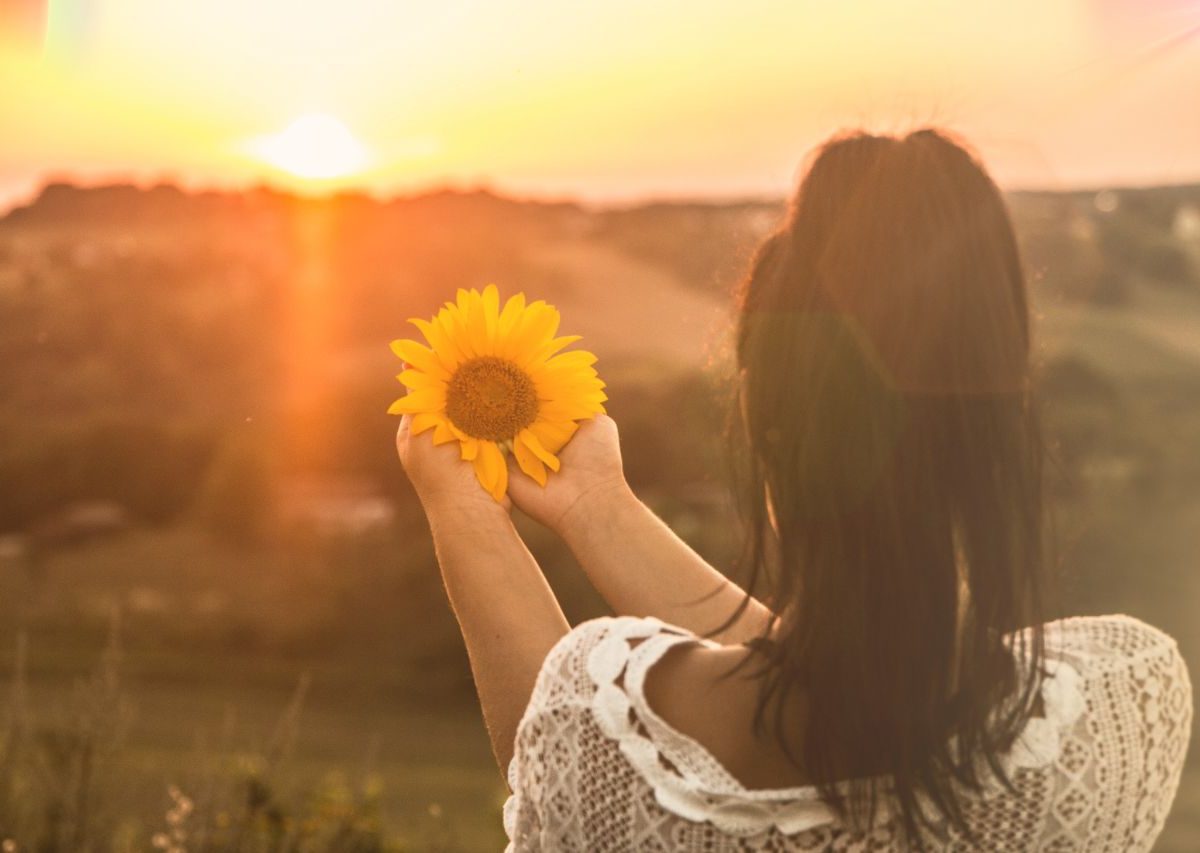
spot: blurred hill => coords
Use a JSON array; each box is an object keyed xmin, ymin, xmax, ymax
[
  {"xmin": 0, "ymin": 182, "xmax": 775, "ymax": 531},
  {"xmin": 1, "ymin": 178, "xmax": 1199, "ymax": 533}
]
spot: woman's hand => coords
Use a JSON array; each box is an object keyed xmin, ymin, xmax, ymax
[
  {"xmin": 505, "ymin": 414, "xmax": 631, "ymax": 535},
  {"xmin": 394, "ymin": 365, "xmax": 511, "ymax": 520},
  {"xmin": 507, "ymin": 412, "xmax": 774, "ymax": 642}
]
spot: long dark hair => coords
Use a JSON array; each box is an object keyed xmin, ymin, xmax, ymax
[{"xmin": 726, "ymin": 128, "xmax": 1050, "ymax": 846}]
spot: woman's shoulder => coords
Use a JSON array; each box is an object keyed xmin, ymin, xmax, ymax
[
  {"xmin": 1037, "ymin": 613, "xmax": 1189, "ymax": 679},
  {"xmin": 569, "ymin": 613, "xmax": 695, "ymax": 642},
  {"xmin": 521, "ymin": 615, "xmax": 702, "ymax": 715},
  {"xmin": 540, "ymin": 614, "xmax": 692, "ymax": 669}
]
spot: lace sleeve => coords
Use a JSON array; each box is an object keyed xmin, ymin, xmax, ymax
[
  {"xmin": 1045, "ymin": 615, "xmax": 1194, "ymax": 852},
  {"xmin": 503, "ymin": 616, "xmax": 656, "ymax": 850}
]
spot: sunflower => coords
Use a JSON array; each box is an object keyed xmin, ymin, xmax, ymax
[{"xmin": 388, "ymin": 284, "xmax": 607, "ymax": 501}]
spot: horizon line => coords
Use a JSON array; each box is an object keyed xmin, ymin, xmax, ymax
[{"xmin": 4, "ymin": 169, "xmax": 1200, "ymax": 219}]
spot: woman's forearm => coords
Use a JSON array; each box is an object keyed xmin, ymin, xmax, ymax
[
  {"xmin": 558, "ymin": 483, "xmax": 774, "ymax": 644},
  {"xmin": 425, "ymin": 499, "xmax": 569, "ymax": 776}
]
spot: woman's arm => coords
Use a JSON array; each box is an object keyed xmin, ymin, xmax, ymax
[
  {"xmin": 506, "ymin": 416, "xmax": 775, "ymax": 644},
  {"xmin": 397, "ymin": 416, "xmax": 569, "ymax": 775},
  {"xmin": 562, "ymin": 482, "xmax": 773, "ymax": 643}
]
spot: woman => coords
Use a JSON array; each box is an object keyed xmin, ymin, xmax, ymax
[{"xmin": 395, "ymin": 128, "xmax": 1193, "ymax": 851}]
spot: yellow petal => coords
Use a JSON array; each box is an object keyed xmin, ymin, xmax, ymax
[
  {"xmin": 460, "ymin": 436, "xmax": 480, "ymax": 461},
  {"xmin": 465, "ymin": 290, "xmax": 491, "ymax": 356},
  {"xmin": 533, "ymin": 373, "xmax": 605, "ymax": 401},
  {"xmin": 474, "ymin": 440, "xmax": 503, "ymax": 492},
  {"xmin": 471, "ymin": 457, "xmax": 491, "ymax": 492},
  {"xmin": 572, "ymin": 392, "xmax": 608, "ymax": 405},
  {"xmin": 530, "ymin": 301, "xmax": 562, "ymax": 340},
  {"xmin": 510, "ymin": 301, "xmax": 561, "ymax": 365},
  {"xmin": 530, "ymin": 335, "xmax": 583, "ymax": 363},
  {"xmin": 441, "ymin": 309, "xmax": 474, "ymax": 365},
  {"xmin": 496, "ymin": 292, "xmax": 527, "ymax": 357},
  {"xmin": 397, "ymin": 369, "xmax": 443, "ymax": 391},
  {"xmin": 518, "ymin": 428, "xmax": 561, "ymax": 472},
  {"xmin": 537, "ymin": 400, "xmax": 600, "ymax": 421},
  {"xmin": 562, "ymin": 387, "xmax": 608, "ymax": 402},
  {"xmin": 512, "ymin": 437, "xmax": 548, "ymax": 487},
  {"xmin": 533, "ymin": 362, "xmax": 599, "ymax": 380},
  {"xmin": 389, "ymin": 388, "xmax": 446, "ymax": 415},
  {"xmin": 402, "ymin": 387, "xmax": 445, "ymax": 408},
  {"xmin": 410, "ymin": 316, "xmax": 464, "ymax": 371},
  {"xmin": 481, "ymin": 284, "xmax": 500, "ymax": 349},
  {"xmin": 490, "ymin": 450, "xmax": 508, "ymax": 502},
  {"xmin": 528, "ymin": 367, "xmax": 598, "ymax": 396},
  {"xmin": 391, "ymin": 339, "xmax": 450, "ymax": 380},
  {"xmin": 545, "ymin": 349, "xmax": 598, "ymax": 371},
  {"xmin": 432, "ymin": 421, "xmax": 456, "ymax": 445},
  {"xmin": 408, "ymin": 317, "xmax": 440, "ymax": 350},
  {"xmin": 411, "ymin": 412, "xmax": 443, "ymax": 435},
  {"xmin": 545, "ymin": 378, "xmax": 606, "ymax": 396},
  {"xmin": 529, "ymin": 419, "xmax": 579, "ymax": 454},
  {"xmin": 437, "ymin": 304, "xmax": 474, "ymax": 362}
]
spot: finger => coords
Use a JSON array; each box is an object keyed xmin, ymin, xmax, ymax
[
  {"xmin": 394, "ymin": 361, "xmax": 412, "ymax": 444},
  {"xmin": 396, "ymin": 414, "xmax": 412, "ymax": 452}
]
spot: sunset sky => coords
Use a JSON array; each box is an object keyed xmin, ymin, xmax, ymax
[{"xmin": 2, "ymin": 0, "xmax": 1199, "ymax": 209}]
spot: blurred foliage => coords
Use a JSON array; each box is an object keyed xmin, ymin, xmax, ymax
[
  {"xmin": 0, "ymin": 619, "xmax": 423, "ymax": 852},
  {"xmin": 194, "ymin": 427, "xmax": 281, "ymax": 548}
]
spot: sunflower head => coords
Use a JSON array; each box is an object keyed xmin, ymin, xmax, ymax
[{"xmin": 389, "ymin": 284, "xmax": 607, "ymax": 501}]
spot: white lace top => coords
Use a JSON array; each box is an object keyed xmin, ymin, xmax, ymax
[{"xmin": 503, "ymin": 614, "xmax": 1192, "ymax": 852}]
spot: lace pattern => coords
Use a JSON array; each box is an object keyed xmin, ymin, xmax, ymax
[{"xmin": 504, "ymin": 614, "xmax": 1192, "ymax": 852}]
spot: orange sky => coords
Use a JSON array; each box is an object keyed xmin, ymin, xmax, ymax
[{"xmin": 2, "ymin": 0, "xmax": 1199, "ymax": 209}]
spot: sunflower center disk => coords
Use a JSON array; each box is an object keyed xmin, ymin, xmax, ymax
[{"xmin": 445, "ymin": 356, "xmax": 540, "ymax": 441}]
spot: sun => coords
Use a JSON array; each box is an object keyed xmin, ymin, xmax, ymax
[{"xmin": 248, "ymin": 113, "xmax": 368, "ymax": 180}]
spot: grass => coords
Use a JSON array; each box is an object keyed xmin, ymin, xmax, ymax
[{"xmin": 1, "ymin": 620, "xmax": 508, "ymax": 852}]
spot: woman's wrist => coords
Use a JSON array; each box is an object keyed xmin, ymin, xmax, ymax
[
  {"xmin": 556, "ymin": 479, "xmax": 637, "ymax": 545},
  {"xmin": 423, "ymin": 493, "xmax": 511, "ymax": 538}
]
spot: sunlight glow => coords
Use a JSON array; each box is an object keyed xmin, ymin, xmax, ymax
[
  {"xmin": 248, "ymin": 114, "xmax": 369, "ymax": 180},
  {"xmin": 2, "ymin": 1, "xmax": 1200, "ymax": 204}
]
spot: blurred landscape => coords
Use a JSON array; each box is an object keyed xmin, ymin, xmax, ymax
[{"xmin": 0, "ymin": 179, "xmax": 1198, "ymax": 850}]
